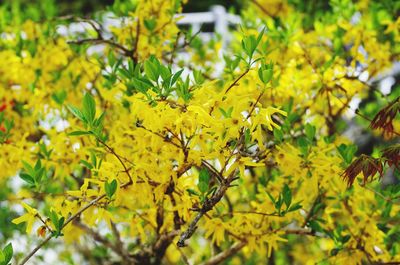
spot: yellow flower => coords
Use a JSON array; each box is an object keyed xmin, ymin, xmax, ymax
[
  {"xmin": 12, "ymin": 202, "xmax": 38, "ymax": 234},
  {"xmin": 253, "ymin": 107, "xmax": 287, "ymax": 131}
]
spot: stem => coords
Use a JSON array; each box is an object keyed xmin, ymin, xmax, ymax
[
  {"xmin": 225, "ymin": 69, "xmax": 250, "ymax": 94},
  {"xmin": 97, "ymin": 138, "xmax": 133, "ymax": 185},
  {"xmin": 201, "ymin": 241, "xmax": 247, "ymax": 265},
  {"xmin": 177, "ymin": 172, "xmax": 236, "ymax": 247},
  {"xmin": 20, "ymin": 182, "xmax": 131, "ymax": 265}
]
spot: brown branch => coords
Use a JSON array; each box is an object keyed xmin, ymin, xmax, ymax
[
  {"xmin": 20, "ymin": 181, "xmax": 132, "ymax": 265},
  {"xmin": 219, "ymin": 210, "xmax": 281, "ymax": 217},
  {"xmin": 137, "ymin": 124, "xmax": 182, "ymax": 148},
  {"xmin": 35, "ymin": 213, "xmax": 53, "ymax": 233},
  {"xmin": 336, "ymin": 97, "xmax": 400, "ymax": 137},
  {"xmin": 68, "ymin": 38, "xmax": 133, "ymax": 58},
  {"xmin": 250, "ymin": 0, "xmax": 275, "ymax": 17},
  {"xmin": 283, "ymin": 228, "xmax": 315, "ymax": 236},
  {"xmin": 201, "ymin": 241, "xmax": 247, "ymax": 265},
  {"xmin": 177, "ymin": 171, "xmax": 237, "ymax": 247},
  {"xmin": 73, "ymin": 220, "xmax": 132, "ymax": 262},
  {"xmin": 225, "ymin": 69, "xmax": 250, "ymax": 94},
  {"xmin": 209, "ymin": 69, "xmax": 250, "ymax": 115},
  {"xmin": 302, "ymin": 192, "xmax": 324, "ymax": 228},
  {"xmin": 176, "ymin": 246, "xmax": 191, "ymax": 265},
  {"xmin": 245, "ymin": 90, "xmax": 265, "ymax": 120},
  {"xmin": 169, "ymin": 193, "xmax": 183, "ymax": 230},
  {"xmin": 110, "ymin": 221, "xmax": 131, "ymax": 260},
  {"xmin": 97, "ymin": 138, "xmax": 133, "ymax": 185},
  {"xmin": 169, "ymin": 32, "xmax": 181, "ymax": 65},
  {"xmin": 133, "ymin": 230, "xmax": 179, "ymax": 264},
  {"xmin": 201, "ymin": 160, "xmax": 224, "ymax": 183},
  {"xmin": 164, "ymin": 27, "xmax": 203, "ymax": 57},
  {"xmin": 133, "ymin": 20, "xmax": 141, "ymax": 62},
  {"xmin": 75, "ymin": 220, "xmax": 139, "ymax": 264}
]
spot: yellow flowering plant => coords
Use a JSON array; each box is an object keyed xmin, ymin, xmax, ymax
[{"xmin": 0, "ymin": 0, "xmax": 399, "ymax": 264}]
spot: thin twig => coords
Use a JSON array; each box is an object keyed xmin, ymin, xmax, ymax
[
  {"xmin": 133, "ymin": 20, "xmax": 141, "ymax": 62},
  {"xmin": 201, "ymin": 241, "xmax": 247, "ymax": 265},
  {"xmin": 225, "ymin": 69, "xmax": 250, "ymax": 94},
  {"xmin": 68, "ymin": 38, "xmax": 133, "ymax": 58},
  {"xmin": 97, "ymin": 138, "xmax": 133, "ymax": 185},
  {"xmin": 250, "ymin": 0, "xmax": 275, "ymax": 17},
  {"xmin": 20, "ymin": 181, "xmax": 132, "ymax": 265}
]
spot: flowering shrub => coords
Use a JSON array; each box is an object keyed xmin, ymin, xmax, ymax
[{"xmin": 0, "ymin": 0, "xmax": 399, "ymax": 264}]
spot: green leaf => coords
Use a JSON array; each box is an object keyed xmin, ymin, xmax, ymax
[
  {"xmin": 58, "ymin": 217, "xmax": 65, "ymax": 229},
  {"xmin": 282, "ymin": 184, "xmax": 292, "ymax": 208},
  {"xmin": 258, "ymin": 62, "xmax": 273, "ymax": 84},
  {"xmin": 68, "ymin": 131, "xmax": 92, "ymax": 136},
  {"xmin": 35, "ymin": 167, "xmax": 45, "ymax": 183},
  {"xmin": 4, "ymin": 119, "xmax": 13, "ymax": 131},
  {"xmin": 206, "ymin": 186, "xmax": 218, "ymax": 197},
  {"xmin": 34, "ymin": 159, "xmax": 42, "ymax": 171},
  {"xmin": 90, "ymin": 151, "xmax": 97, "ymax": 168},
  {"xmin": 256, "ymin": 27, "xmax": 265, "ymax": 48},
  {"xmin": 21, "ymin": 160, "xmax": 34, "ymax": 176},
  {"xmin": 288, "ymin": 202, "xmax": 302, "ymax": 212},
  {"xmin": 80, "ymin": 160, "xmax": 93, "ymax": 169},
  {"xmin": 51, "ymin": 90, "xmax": 67, "ymax": 105},
  {"xmin": 144, "ymin": 60, "xmax": 159, "ymax": 82},
  {"xmin": 105, "ymin": 179, "xmax": 118, "ymax": 199},
  {"xmin": 337, "ymin": 144, "xmax": 357, "ymax": 164},
  {"xmin": 67, "ymin": 104, "xmax": 85, "ymax": 122},
  {"xmin": 330, "ymin": 248, "xmax": 340, "ymax": 256},
  {"xmin": 309, "ymin": 219, "xmax": 323, "ymax": 232},
  {"xmin": 170, "ymin": 69, "xmax": 183, "ymax": 87},
  {"xmin": 93, "ymin": 111, "xmax": 106, "ymax": 128},
  {"xmin": 197, "ymin": 169, "xmax": 210, "ymax": 193},
  {"xmin": 199, "ymin": 169, "xmax": 210, "ymax": 184},
  {"xmin": 266, "ymin": 191, "xmax": 276, "ymax": 204},
  {"xmin": 304, "ymin": 123, "xmax": 316, "ymax": 142},
  {"xmin": 82, "ymin": 93, "xmax": 96, "ymax": 124},
  {"xmin": 20, "ymin": 173, "xmax": 35, "ymax": 186},
  {"xmin": 159, "ymin": 65, "xmax": 171, "ymax": 80},
  {"xmin": 132, "ymin": 77, "xmax": 152, "ymax": 93},
  {"xmin": 186, "ymin": 188, "xmax": 200, "ymax": 196},
  {"xmin": 219, "ymin": 106, "xmax": 233, "ymax": 118},
  {"xmin": 49, "ymin": 210, "xmax": 64, "ymax": 238},
  {"xmin": 273, "ymin": 128, "xmax": 283, "ymax": 142},
  {"xmin": 297, "ymin": 137, "xmax": 309, "ymax": 156},
  {"xmin": 244, "ymin": 128, "xmax": 251, "ymax": 144},
  {"xmin": 262, "ymin": 69, "xmax": 273, "ymax": 84},
  {"xmin": 49, "ymin": 211, "xmax": 59, "ymax": 230},
  {"xmin": 193, "ymin": 69, "xmax": 205, "ymax": 85},
  {"xmin": 3, "ymin": 243, "xmax": 13, "ymax": 265},
  {"xmin": 197, "ymin": 181, "xmax": 208, "ymax": 194},
  {"xmin": 341, "ymin": 234, "xmax": 351, "ymax": 244},
  {"xmin": 144, "ymin": 18, "xmax": 157, "ymax": 31}
]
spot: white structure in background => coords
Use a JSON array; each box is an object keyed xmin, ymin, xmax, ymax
[
  {"xmin": 57, "ymin": 5, "xmax": 399, "ymax": 95},
  {"xmin": 176, "ymin": 5, "xmax": 240, "ymax": 45},
  {"xmin": 57, "ymin": 5, "xmax": 240, "ymax": 46},
  {"xmin": 57, "ymin": 5, "xmax": 240, "ymax": 76}
]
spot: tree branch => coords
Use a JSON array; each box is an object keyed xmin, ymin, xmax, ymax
[
  {"xmin": 177, "ymin": 171, "xmax": 237, "ymax": 247},
  {"xmin": 20, "ymin": 181, "xmax": 132, "ymax": 265},
  {"xmin": 97, "ymin": 138, "xmax": 133, "ymax": 185},
  {"xmin": 201, "ymin": 241, "xmax": 247, "ymax": 265}
]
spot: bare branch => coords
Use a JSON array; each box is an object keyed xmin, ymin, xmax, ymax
[
  {"xmin": 97, "ymin": 138, "xmax": 134, "ymax": 185},
  {"xmin": 201, "ymin": 241, "xmax": 246, "ymax": 265}
]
